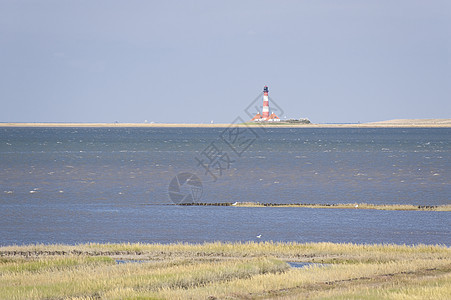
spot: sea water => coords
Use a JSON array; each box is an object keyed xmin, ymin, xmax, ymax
[{"xmin": 0, "ymin": 127, "xmax": 449, "ymax": 245}]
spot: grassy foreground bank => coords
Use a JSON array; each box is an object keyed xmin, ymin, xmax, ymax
[{"xmin": 1, "ymin": 242, "xmax": 450, "ymax": 299}]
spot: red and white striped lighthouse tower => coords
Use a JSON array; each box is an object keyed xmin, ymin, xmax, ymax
[
  {"xmin": 250, "ymin": 85, "xmax": 280, "ymax": 122},
  {"xmin": 262, "ymin": 86, "xmax": 270, "ymax": 119}
]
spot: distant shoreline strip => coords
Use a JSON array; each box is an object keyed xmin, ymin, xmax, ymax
[
  {"xmin": 0, "ymin": 119, "xmax": 450, "ymax": 128},
  {"xmin": 174, "ymin": 202, "xmax": 451, "ymax": 211}
]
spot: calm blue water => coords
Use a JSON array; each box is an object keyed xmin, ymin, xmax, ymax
[{"xmin": 1, "ymin": 127, "xmax": 450, "ymax": 245}]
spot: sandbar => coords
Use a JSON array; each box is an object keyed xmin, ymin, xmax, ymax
[{"xmin": 0, "ymin": 119, "xmax": 450, "ymax": 128}]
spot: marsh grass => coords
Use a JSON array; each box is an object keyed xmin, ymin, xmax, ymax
[
  {"xmin": 0, "ymin": 257, "xmax": 287, "ymax": 299},
  {"xmin": 150, "ymin": 259, "xmax": 451, "ymax": 299},
  {"xmin": 317, "ymin": 274, "xmax": 451, "ymax": 300},
  {"xmin": 0, "ymin": 256, "xmax": 114, "ymax": 274},
  {"xmin": 0, "ymin": 242, "xmax": 449, "ymax": 299}
]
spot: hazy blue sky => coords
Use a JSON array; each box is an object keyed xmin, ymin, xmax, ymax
[{"xmin": 1, "ymin": 1, "xmax": 450, "ymax": 123}]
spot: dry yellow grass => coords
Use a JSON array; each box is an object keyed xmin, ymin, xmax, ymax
[
  {"xmin": 0, "ymin": 242, "xmax": 450, "ymax": 299},
  {"xmin": 149, "ymin": 259, "xmax": 451, "ymax": 299},
  {"xmin": 315, "ymin": 272, "xmax": 451, "ymax": 300}
]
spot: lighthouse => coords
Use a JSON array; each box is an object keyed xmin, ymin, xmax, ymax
[
  {"xmin": 250, "ymin": 86, "xmax": 280, "ymax": 122},
  {"xmin": 262, "ymin": 86, "xmax": 270, "ymax": 119}
]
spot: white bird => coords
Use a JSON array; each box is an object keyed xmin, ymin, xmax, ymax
[
  {"xmin": 355, "ymin": 204, "xmax": 359, "ymax": 208},
  {"xmin": 256, "ymin": 234, "xmax": 262, "ymax": 239},
  {"xmin": 232, "ymin": 202, "xmax": 238, "ymax": 206}
]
